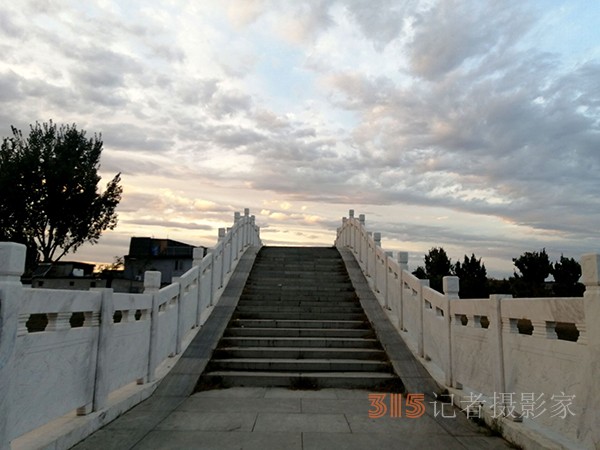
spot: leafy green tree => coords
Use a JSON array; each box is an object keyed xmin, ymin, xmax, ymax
[
  {"xmin": 0, "ymin": 120, "xmax": 122, "ymax": 264},
  {"xmin": 551, "ymin": 255, "xmax": 584, "ymax": 296},
  {"xmin": 511, "ymin": 249, "xmax": 552, "ymax": 297},
  {"xmin": 454, "ymin": 254, "xmax": 488, "ymax": 298}
]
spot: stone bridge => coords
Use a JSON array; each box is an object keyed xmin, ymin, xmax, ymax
[{"xmin": 0, "ymin": 209, "xmax": 597, "ymax": 449}]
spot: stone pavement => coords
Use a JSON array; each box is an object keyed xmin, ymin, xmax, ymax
[{"xmin": 73, "ymin": 386, "xmax": 511, "ymax": 449}]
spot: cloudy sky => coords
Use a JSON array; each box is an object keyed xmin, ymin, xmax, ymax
[{"xmin": 1, "ymin": 0, "xmax": 598, "ymax": 277}]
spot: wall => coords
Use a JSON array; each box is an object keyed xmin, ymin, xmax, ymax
[
  {"xmin": 0, "ymin": 209, "xmax": 261, "ymax": 450},
  {"xmin": 336, "ymin": 210, "xmax": 599, "ymax": 450}
]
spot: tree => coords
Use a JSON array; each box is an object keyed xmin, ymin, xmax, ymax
[
  {"xmin": 412, "ymin": 266, "xmax": 427, "ymax": 280},
  {"xmin": 551, "ymin": 255, "xmax": 585, "ymax": 296},
  {"xmin": 511, "ymin": 249, "xmax": 552, "ymax": 297},
  {"xmin": 0, "ymin": 120, "xmax": 122, "ymax": 264},
  {"xmin": 454, "ymin": 254, "xmax": 488, "ymax": 298},
  {"xmin": 415, "ymin": 247, "xmax": 453, "ymax": 293}
]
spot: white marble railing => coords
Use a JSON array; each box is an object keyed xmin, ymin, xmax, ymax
[
  {"xmin": 0, "ymin": 209, "xmax": 261, "ymax": 450},
  {"xmin": 336, "ymin": 210, "xmax": 599, "ymax": 450}
]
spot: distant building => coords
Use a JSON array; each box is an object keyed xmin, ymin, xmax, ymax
[
  {"xmin": 31, "ymin": 261, "xmax": 104, "ymax": 290},
  {"xmin": 124, "ymin": 237, "xmax": 207, "ymax": 285}
]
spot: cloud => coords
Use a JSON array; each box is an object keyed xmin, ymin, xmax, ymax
[
  {"xmin": 1, "ymin": 0, "xmax": 597, "ymax": 277},
  {"xmin": 125, "ymin": 219, "xmax": 213, "ymax": 231},
  {"xmin": 408, "ymin": 0, "xmax": 532, "ymax": 79}
]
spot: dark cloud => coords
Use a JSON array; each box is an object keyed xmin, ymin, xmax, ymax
[
  {"xmin": 211, "ymin": 124, "xmax": 266, "ymax": 149},
  {"xmin": 0, "ymin": 71, "xmax": 22, "ymax": 101},
  {"xmin": 125, "ymin": 219, "xmax": 213, "ymax": 231},
  {"xmin": 409, "ymin": 0, "xmax": 533, "ymax": 80},
  {"xmin": 0, "ymin": 10, "xmax": 23, "ymax": 38},
  {"xmin": 344, "ymin": 0, "xmax": 416, "ymax": 49},
  {"xmin": 99, "ymin": 123, "xmax": 174, "ymax": 152}
]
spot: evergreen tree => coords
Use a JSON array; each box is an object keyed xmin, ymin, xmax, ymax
[{"xmin": 454, "ymin": 254, "xmax": 488, "ymax": 298}]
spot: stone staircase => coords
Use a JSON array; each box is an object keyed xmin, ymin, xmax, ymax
[{"xmin": 197, "ymin": 246, "xmax": 401, "ymax": 390}]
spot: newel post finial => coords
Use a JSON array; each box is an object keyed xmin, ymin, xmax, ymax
[
  {"xmin": 359, "ymin": 214, "xmax": 365, "ymax": 225},
  {"xmin": 0, "ymin": 242, "xmax": 26, "ymax": 283},
  {"xmin": 397, "ymin": 251, "xmax": 409, "ymax": 270},
  {"xmin": 349, "ymin": 209, "xmax": 355, "ymax": 218},
  {"xmin": 144, "ymin": 271, "xmax": 161, "ymax": 292},
  {"xmin": 443, "ymin": 276, "xmax": 460, "ymax": 299},
  {"xmin": 374, "ymin": 232, "xmax": 381, "ymax": 247},
  {"xmin": 581, "ymin": 254, "xmax": 600, "ymax": 289}
]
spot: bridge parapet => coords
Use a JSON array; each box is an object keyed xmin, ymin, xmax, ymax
[
  {"xmin": 336, "ymin": 210, "xmax": 599, "ymax": 450},
  {"xmin": 0, "ymin": 210, "xmax": 261, "ymax": 450}
]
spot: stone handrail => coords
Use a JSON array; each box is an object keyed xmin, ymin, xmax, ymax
[
  {"xmin": 336, "ymin": 209, "xmax": 599, "ymax": 450},
  {"xmin": 0, "ymin": 209, "xmax": 261, "ymax": 450}
]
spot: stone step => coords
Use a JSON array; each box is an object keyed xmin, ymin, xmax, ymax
[
  {"xmin": 248, "ymin": 271, "xmax": 348, "ymax": 284},
  {"xmin": 212, "ymin": 346, "xmax": 388, "ymax": 360},
  {"xmin": 197, "ymin": 246, "xmax": 402, "ymax": 391},
  {"xmin": 198, "ymin": 371, "xmax": 400, "ymax": 390},
  {"xmin": 229, "ymin": 319, "xmax": 369, "ymax": 329},
  {"xmin": 218, "ymin": 336, "xmax": 381, "ymax": 349},
  {"xmin": 237, "ymin": 297, "xmax": 360, "ymax": 305},
  {"xmin": 206, "ymin": 358, "xmax": 392, "ymax": 373},
  {"xmin": 223, "ymin": 327, "xmax": 375, "ymax": 338},
  {"xmin": 245, "ymin": 284, "xmax": 354, "ymax": 292},
  {"xmin": 232, "ymin": 311, "xmax": 367, "ymax": 321},
  {"xmin": 240, "ymin": 293, "xmax": 358, "ymax": 302},
  {"xmin": 235, "ymin": 300, "xmax": 361, "ymax": 309},
  {"xmin": 234, "ymin": 305, "xmax": 364, "ymax": 314}
]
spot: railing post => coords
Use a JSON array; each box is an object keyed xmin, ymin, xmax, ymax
[
  {"xmin": 366, "ymin": 231, "xmax": 372, "ymax": 276},
  {"xmin": 397, "ymin": 252, "xmax": 408, "ymax": 331},
  {"xmin": 251, "ymin": 215, "xmax": 259, "ymax": 246},
  {"xmin": 581, "ymin": 254, "xmax": 600, "ymax": 443},
  {"xmin": 207, "ymin": 252, "xmax": 215, "ymax": 307},
  {"xmin": 227, "ymin": 227, "xmax": 234, "ymax": 273},
  {"xmin": 443, "ymin": 276, "xmax": 459, "ymax": 387},
  {"xmin": 173, "ymin": 278, "xmax": 184, "ymax": 355},
  {"xmin": 348, "ymin": 210, "xmax": 354, "ymax": 250},
  {"xmin": 384, "ymin": 251, "xmax": 393, "ymax": 309},
  {"xmin": 244, "ymin": 209, "xmax": 250, "ymax": 247},
  {"xmin": 218, "ymin": 229, "xmax": 226, "ymax": 288},
  {"xmin": 144, "ymin": 271, "xmax": 161, "ymax": 383},
  {"xmin": 373, "ymin": 232, "xmax": 381, "ymax": 293},
  {"xmin": 348, "ymin": 210, "xmax": 355, "ymax": 250},
  {"xmin": 417, "ymin": 279, "xmax": 429, "ymax": 358},
  {"xmin": 359, "ymin": 214, "xmax": 365, "ymax": 261},
  {"xmin": 90, "ymin": 288, "xmax": 114, "ymax": 413},
  {"xmin": 0, "ymin": 242, "xmax": 25, "ymax": 450},
  {"xmin": 489, "ymin": 294, "xmax": 509, "ymax": 396},
  {"xmin": 193, "ymin": 248, "xmax": 204, "ymax": 327}
]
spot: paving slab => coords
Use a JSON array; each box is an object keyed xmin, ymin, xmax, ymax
[
  {"xmin": 155, "ymin": 412, "xmax": 257, "ymax": 432},
  {"xmin": 264, "ymin": 388, "xmax": 338, "ymax": 399},
  {"xmin": 253, "ymin": 413, "xmax": 350, "ymax": 433},
  {"xmin": 176, "ymin": 396, "xmax": 302, "ymax": 414},
  {"xmin": 302, "ymin": 431, "xmax": 467, "ymax": 450},
  {"xmin": 131, "ymin": 431, "xmax": 303, "ymax": 450}
]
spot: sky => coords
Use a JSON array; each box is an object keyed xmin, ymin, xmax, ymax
[{"xmin": 0, "ymin": 0, "xmax": 598, "ymax": 278}]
